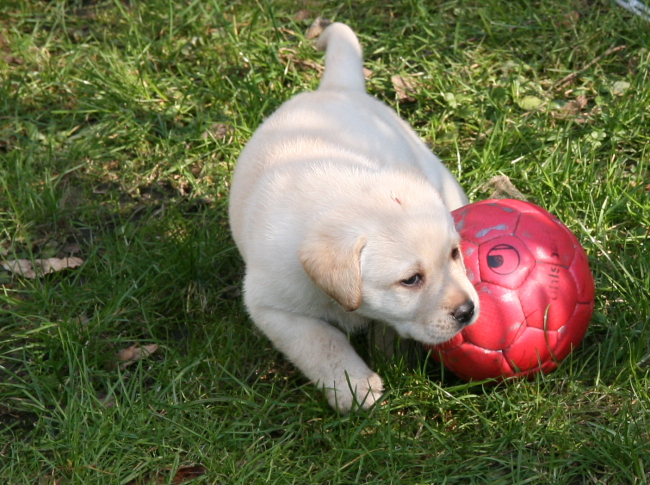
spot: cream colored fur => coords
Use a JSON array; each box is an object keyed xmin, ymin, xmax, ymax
[{"xmin": 228, "ymin": 23, "xmax": 479, "ymax": 413}]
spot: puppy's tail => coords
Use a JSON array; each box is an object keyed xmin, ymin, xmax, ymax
[{"xmin": 316, "ymin": 22, "xmax": 366, "ymax": 93}]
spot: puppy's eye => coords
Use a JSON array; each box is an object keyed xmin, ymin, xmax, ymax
[
  {"xmin": 451, "ymin": 247, "xmax": 460, "ymax": 260},
  {"xmin": 401, "ymin": 274, "xmax": 423, "ymax": 287}
]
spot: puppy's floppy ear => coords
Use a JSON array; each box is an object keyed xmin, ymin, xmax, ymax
[{"xmin": 299, "ymin": 228, "xmax": 366, "ymax": 312}]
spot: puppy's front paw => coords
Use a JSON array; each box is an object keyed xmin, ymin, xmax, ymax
[{"xmin": 325, "ymin": 372, "xmax": 384, "ymax": 414}]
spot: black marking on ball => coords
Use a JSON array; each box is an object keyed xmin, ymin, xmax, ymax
[
  {"xmin": 548, "ymin": 264, "xmax": 561, "ymax": 300},
  {"xmin": 487, "ymin": 244, "xmax": 520, "ymax": 275}
]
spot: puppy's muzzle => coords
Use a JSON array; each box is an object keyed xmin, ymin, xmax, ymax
[{"xmin": 452, "ymin": 300, "xmax": 476, "ymax": 327}]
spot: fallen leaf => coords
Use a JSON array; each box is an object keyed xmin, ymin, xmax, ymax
[
  {"xmin": 116, "ymin": 343, "xmax": 159, "ymax": 370},
  {"xmin": 96, "ymin": 392, "xmax": 116, "ymax": 408},
  {"xmin": 550, "ymin": 94, "xmax": 589, "ymax": 120},
  {"xmin": 293, "ymin": 10, "xmax": 311, "ymax": 21},
  {"xmin": 561, "ymin": 11, "xmax": 580, "ymax": 27},
  {"xmin": 62, "ymin": 242, "xmax": 81, "ymax": 254},
  {"xmin": 0, "ymin": 259, "xmax": 32, "ymax": 277},
  {"xmin": 125, "ymin": 465, "xmax": 207, "ymax": 485},
  {"xmin": 75, "ymin": 315, "xmax": 90, "ymax": 326},
  {"xmin": 1, "ymin": 257, "xmax": 83, "ymax": 279},
  {"xmin": 479, "ymin": 175, "xmax": 527, "ymax": 200},
  {"xmin": 39, "ymin": 257, "xmax": 83, "ymax": 274},
  {"xmin": 306, "ymin": 17, "xmax": 330, "ymax": 40},
  {"xmin": 611, "ymin": 80, "xmax": 631, "ymax": 96},
  {"xmin": 517, "ymin": 95, "xmax": 543, "ymax": 111},
  {"xmin": 4, "ymin": 55, "xmax": 24, "ymax": 65},
  {"xmin": 278, "ymin": 47, "xmax": 323, "ymax": 73},
  {"xmin": 391, "ymin": 75, "xmax": 421, "ymax": 102},
  {"xmin": 443, "ymin": 92, "xmax": 458, "ymax": 109},
  {"xmin": 200, "ymin": 122, "xmax": 233, "ymax": 140},
  {"xmin": 169, "ymin": 466, "xmax": 207, "ymax": 484}
]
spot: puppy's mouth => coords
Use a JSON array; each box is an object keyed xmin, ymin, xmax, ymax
[
  {"xmin": 393, "ymin": 319, "xmax": 462, "ymax": 346},
  {"xmin": 427, "ymin": 325, "xmax": 465, "ymax": 345}
]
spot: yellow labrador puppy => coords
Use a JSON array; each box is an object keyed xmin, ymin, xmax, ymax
[{"xmin": 229, "ymin": 23, "xmax": 479, "ymax": 413}]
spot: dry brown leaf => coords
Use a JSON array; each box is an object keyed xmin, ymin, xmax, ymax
[
  {"xmin": 1, "ymin": 257, "xmax": 83, "ymax": 279},
  {"xmin": 391, "ymin": 75, "xmax": 421, "ymax": 102},
  {"xmin": 278, "ymin": 47, "xmax": 323, "ymax": 73},
  {"xmin": 38, "ymin": 257, "xmax": 83, "ymax": 274},
  {"xmin": 62, "ymin": 242, "xmax": 81, "ymax": 254},
  {"xmin": 200, "ymin": 122, "xmax": 233, "ymax": 140},
  {"xmin": 125, "ymin": 465, "xmax": 207, "ymax": 485},
  {"xmin": 293, "ymin": 10, "xmax": 311, "ymax": 21},
  {"xmin": 551, "ymin": 95, "xmax": 590, "ymax": 121},
  {"xmin": 1, "ymin": 259, "xmax": 32, "ymax": 277},
  {"xmin": 561, "ymin": 11, "xmax": 580, "ymax": 27},
  {"xmin": 480, "ymin": 175, "xmax": 527, "ymax": 200},
  {"xmin": 4, "ymin": 55, "xmax": 24, "ymax": 65},
  {"xmin": 75, "ymin": 315, "xmax": 90, "ymax": 326},
  {"xmin": 96, "ymin": 392, "xmax": 116, "ymax": 408},
  {"xmin": 168, "ymin": 466, "xmax": 207, "ymax": 484},
  {"xmin": 116, "ymin": 343, "xmax": 159, "ymax": 370},
  {"xmin": 306, "ymin": 17, "xmax": 330, "ymax": 40}
]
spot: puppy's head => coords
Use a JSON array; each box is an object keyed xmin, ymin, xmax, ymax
[{"xmin": 299, "ymin": 181, "xmax": 479, "ymax": 345}]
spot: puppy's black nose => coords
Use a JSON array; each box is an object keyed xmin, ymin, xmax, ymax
[{"xmin": 452, "ymin": 300, "xmax": 475, "ymax": 326}]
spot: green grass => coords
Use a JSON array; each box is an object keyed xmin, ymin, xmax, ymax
[{"xmin": 1, "ymin": 0, "xmax": 649, "ymax": 483}]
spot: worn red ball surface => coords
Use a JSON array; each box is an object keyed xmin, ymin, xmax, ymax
[{"xmin": 426, "ymin": 199, "xmax": 595, "ymax": 381}]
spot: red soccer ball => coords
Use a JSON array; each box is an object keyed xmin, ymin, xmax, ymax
[{"xmin": 427, "ymin": 199, "xmax": 595, "ymax": 381}]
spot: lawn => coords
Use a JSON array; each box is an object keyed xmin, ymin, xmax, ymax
[{"xmin": 1, "ymin": 0, "xmax": 649, "ymax": 483}]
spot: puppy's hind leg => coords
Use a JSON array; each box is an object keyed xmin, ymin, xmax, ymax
[{"xmin": 248, "ymin": 306, "xmax": 384, "ymax": 413}]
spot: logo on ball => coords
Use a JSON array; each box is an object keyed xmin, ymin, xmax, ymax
[{"xmin": 487, "ymin": 244, "xmax": 520, "ymax": 275}]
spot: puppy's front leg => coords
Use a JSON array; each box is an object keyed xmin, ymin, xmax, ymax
[{"xmin": 248, "ymin": 306, "xmax": 383, "ymax": 413}]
